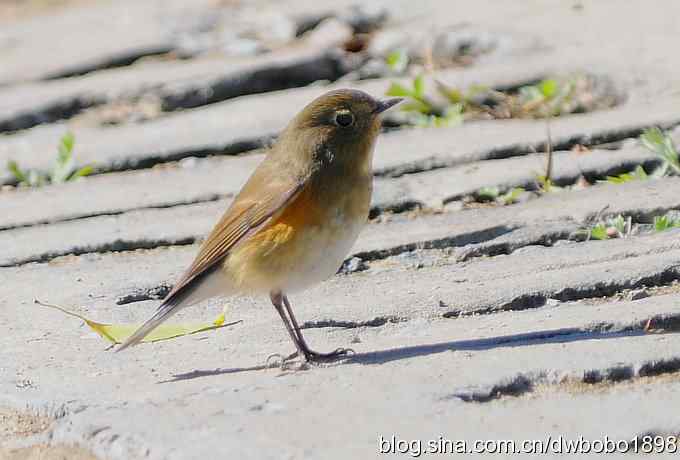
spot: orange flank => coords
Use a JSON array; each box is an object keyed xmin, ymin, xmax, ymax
[{"xmin": 225, "ymin": 185, "xmax": 327, "ymax": 290}]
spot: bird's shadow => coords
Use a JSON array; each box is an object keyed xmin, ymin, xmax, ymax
[
  {"xmin": 160, "ymin": 326, "xmax": 648, "ymax": 383},
  {"xmin": 159, "ymin": 364, "xmax": 271, "ymax": 383}
]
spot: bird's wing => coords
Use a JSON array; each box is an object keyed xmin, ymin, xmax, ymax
[
  {"xmin": 117, "ymin": 163, "xmax": 306, "ymax": 351},
  {"xmin": 168, "ymin": 179, "xmax": 304, "ymax": 303}
]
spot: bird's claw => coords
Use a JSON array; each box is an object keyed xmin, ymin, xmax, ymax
[
  {"xmin": 265, "ymin": 351, "xmax": 302, "ymax": 370},
  {"xmin": 304, "ymin": 347, "xmax": 355, "ymax": 362},
  {"xmin": 265, "ymin": 347, "xmax": 353, "ymax": 368}
]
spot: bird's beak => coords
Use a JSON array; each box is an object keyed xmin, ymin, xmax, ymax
[{"xmin": 374, "ymin": 97, "xmax": 403, "ymax": 114}]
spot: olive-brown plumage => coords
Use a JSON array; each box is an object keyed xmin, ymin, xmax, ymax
[{"xmin": 118, "ymin": 89, "xmax": 401, "ymax": 361}]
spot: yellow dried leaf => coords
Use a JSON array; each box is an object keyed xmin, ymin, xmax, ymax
[{"xmin": 34, "ymin": 299, "xmax": 238, "ymax": 344}]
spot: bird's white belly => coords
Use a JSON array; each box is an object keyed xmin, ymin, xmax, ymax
[{"xmin": 281, "ymin": 212, "xmax": 365, "ymax": 292}]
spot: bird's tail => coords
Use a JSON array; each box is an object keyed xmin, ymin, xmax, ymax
[
  {"xmin": 116, "ymin": 300, "xmax": 183, "ymax": 352},
  {"xmin": 116, "ymin": 266, "xmax": 232, "ymax": 352}
]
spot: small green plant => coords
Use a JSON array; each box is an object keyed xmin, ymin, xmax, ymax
[
  {"xmin": 386, "ymin": 49, "xmax": 409, "ymax": 73},
  {"xmin": 515, "ymin": 78, "xmax": 566, "ymax": 116},
  {"xmin": 603, "ymin": 165, "xmax": 649, "ymax": 184},
  {"xmin": 654, "ymin": 214, "xmax": 680, "ymax": 232},
  {"xmin": 386, "ymin": 74, "xmax": 429, "ymax": 112},
  {"xmin": 7, "ymin": 132, "xmax": 92, "ymax": 187},
  {"xmin": 640, "ymin": 127, "xmax": 680, "ymax": 176},
  {"xmin": 386, "ymin": 75, "xmax": 462, "ymax": 127},
  {"xmin": 475, "ymin": 186, "xmax": 500, "ymax": 202},
  {"xmin": 595, "ymin": 128, "xmax": 679, "ymax": 187},
  {"xmin": 435, "ymin": 81, "xmax": 491, "ymax": 111},
  {"xmin": 585, "ymin": 214, "xmax": 631, "ymax": 240},
  {"xmin": 588, "ymin": 222, "xmax": 608, "ymax": 240},
  {"xmin": 474, "ymin": 186, "xmax": 525, "ymax": 205},
  {"xmin": 518, "ymin": 78, "xmax": 557, "ymax": 103},
  {"xmin": 499, "ymin": 187, "xmax": 526, "ymax": 205},
  {"xmin": 535, "ymin": 175, "xmax": 563, "ymax": 194},
  {"xmin": 386, "ymin": 73, "xmax": 610, "ymax": 128}
]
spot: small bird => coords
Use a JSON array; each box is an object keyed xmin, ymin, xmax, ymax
[{"xmin": 117, "ymin": 89, "xmax": 401, "ymax": 362}]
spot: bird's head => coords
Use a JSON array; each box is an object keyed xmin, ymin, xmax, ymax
[{"xmin": 278, "ymin": 89, "xmax": 402, "ymax": 174}]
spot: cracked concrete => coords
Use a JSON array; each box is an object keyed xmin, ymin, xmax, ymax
[
  {"xmin": 3, "ymin": 175, "xmax": 680, "ymax": 267},
  {"xmin": 0, "ymin": 0, "xmax": 212, "ymax": 85},
  {"xmin": 0, "ymin": 35, "xmax": 356, "ymax": 134},
  {"xmin": 4, "ymin": 170, "xmax": 680, "ymax": 268},
  {"xmin": 2, "ymin": 130, "xmax": 678, "ymax": 230},
  {"xmin": 0, "ymin": 63, "xmax": 561, "ymax": 184},
  {"xmin": 3, "ymin": 78, "xmax": 679, "ymax": 186}
]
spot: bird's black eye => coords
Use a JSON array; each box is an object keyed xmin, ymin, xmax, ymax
[{"xmin": 334, "ymin": 110, "xmax": 355, "ymax": 127}]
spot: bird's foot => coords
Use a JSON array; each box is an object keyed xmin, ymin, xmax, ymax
[
  {"xmin": 303, "ymin": 347, "xmax": 354, "ymax": 363},
  {"xmin": 265, "ymin": 351, "xmax": 305, "ymax": 370},
  {"xmin": 265, "ymin": 347, "xmax": 354, "ymax": 369}
]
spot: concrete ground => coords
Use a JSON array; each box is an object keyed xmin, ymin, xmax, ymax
[{"xmin": 2, "ymin": 1, "xmax": 680, "ymax": 458}]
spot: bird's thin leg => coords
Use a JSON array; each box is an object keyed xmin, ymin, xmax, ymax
[
  {"xmin": 282, "ymin": 295, "xmax": 353, "ymax": 361},
  {"xmin": 269, "ymin": 291, "xmax": 305, "ymax": 363},
  {"xmin": 281, "ymin": 295, "xmax": 312, "ymax": 352}
]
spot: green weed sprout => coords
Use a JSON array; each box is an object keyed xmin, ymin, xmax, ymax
[{"xmin": 7, "ymin": 132, "xmax": 93, "ymax": 187}]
